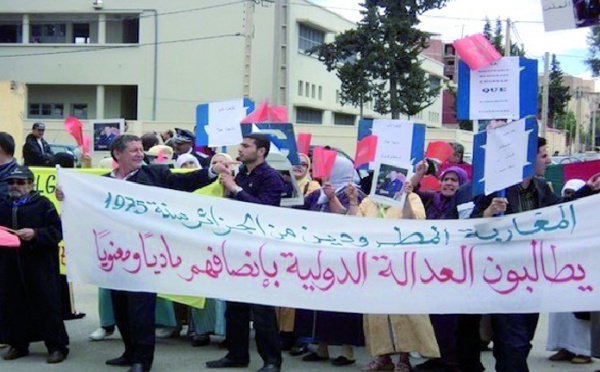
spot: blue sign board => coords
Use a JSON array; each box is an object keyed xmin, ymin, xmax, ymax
[{"xmin": 195, "ymin": 98, "xmax": 255, "ymax": 147}]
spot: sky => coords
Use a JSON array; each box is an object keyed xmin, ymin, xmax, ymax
[{"xmin": 311, "ymin": 0, "xmax": 594, "ymax": 80}]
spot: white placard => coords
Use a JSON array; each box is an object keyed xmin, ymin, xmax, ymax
[
  {"xmin": 541, "ymin": 0, "xmax": 578, "ymax": 31},
  {"xmin": 206, "ymin": 99, "xmax": 247, "ymax": 147},
  {"xmin": 469, "ymin": 57, "xmax": 520, "ymax": 120},
  {"xmin": 372, "ymin": 120, "xmax": 414, "ymax": 166},
  {"xmin": 483, "ymin": 119, "xmax": 530, "ymax": 195}
]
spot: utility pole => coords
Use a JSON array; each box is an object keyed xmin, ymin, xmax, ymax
[
  {"xmin": 272, "ymin": 0, "xmax": 290, "ymax": 107},
  {"xmin": 504, "ymin": 18, "xmax": 511, "ymax": 56},
  {"xmin": 242, "ymin": 0, "xmax": 255, "ymax": 98},
  {"xmin": 575, "ymin": 86, "xmax": 582, "ymax": 154},
  {"xmin": 540, "ymin": 52, "xmax": 550, "ymax": 138}
]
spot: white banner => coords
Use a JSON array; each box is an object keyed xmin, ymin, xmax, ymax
[{"xmin": 59, "ymin": 169, "xmax": 600, "ymax": 314}]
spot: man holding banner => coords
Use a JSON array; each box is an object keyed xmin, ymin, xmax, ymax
[
  {"xmin": 207, "ymin": 133, "xmax": 283, "ymax": 372},
  {"xmin": 472, "ymin": 137, "xmax": 600, "ymax": 372},
  {"xmin": 57, "ymin": 134, "xmax": 227, "ymax": 372}
]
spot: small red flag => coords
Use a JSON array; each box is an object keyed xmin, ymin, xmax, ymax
[
  {"xmin": 64, "ymin": 116, "xmax": 84, "ymax": 148},
  {"xmin": 354, "ymin": 135, "xmax": 378, "ymax": 169},
  {"xmin": 425, "ymin": 141, "xmax": 454, "ymax": 164},
  {"xmin": 312, "ymin": 146, "xmax": 337, "ymax": 180},
  {"xmin": 296, "ymin": 133, "xmax": 312, "ymax": 155},
  {"xmin": 420, "ymin": 175, "xmax": 441, "ymax": 192},
  {"xmin": 0, "ymin": 227, "xmax": 20, "ymax": 248}
]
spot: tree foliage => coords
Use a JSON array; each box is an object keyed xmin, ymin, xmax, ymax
[
  {"xmin": 547, "ymin": 54, "xmax": 571, "ymax": 127},
  {"xmin": 482, "ymin": 17, "xmax": 525, "ymax": 57},
  {"xmin": 312, "ymin": 0, "xmax": 448, "ymax": 118},
  {"xmin": 585, "ymin": 26, "xmax": 600, "ymax": 76}
]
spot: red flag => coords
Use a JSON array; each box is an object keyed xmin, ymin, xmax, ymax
[
  {"xmin": 64, "ymin": 116, "xmax": 84, "ymax": 148},
  {"xmin": 453, "ymin": 33, "xmax": 502, "ymax": 71},
  {"xmin": 420, "ymin": 175, "xmax": 441, "ymax": 192},
  {"xmin": 82, "ymin": 135, "xmax": 91, "ymax": 155},
  {"xmin": 425, "ymin": 141, "xmax": 454, "ymax": 164},
  {"xmin": 296, "ymin": 133, "xmax": 312, "ymax": 155},
  {"xmin": 241, "ymin": 100, "xmax": 288, "ymax": 124},
  {"xmin": 312, "ymin": 147, "xmax": 337, "ymax": 180},
  {"xmin": 354, "ymin": 135, "xmax": 378, "ymax": 169},
  {"xmin": 0, "ymin": 227, "xmax": 20, "ymax": 248}
]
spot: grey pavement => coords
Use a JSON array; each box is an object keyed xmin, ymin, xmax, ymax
[{"xmin": 0, "ymin": 283, "xmax": 595, "ymax": 371}]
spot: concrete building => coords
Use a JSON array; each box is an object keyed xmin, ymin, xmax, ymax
[{"xmin": 0, "ymin": 0, "xmax": 460, "ymax": 159}]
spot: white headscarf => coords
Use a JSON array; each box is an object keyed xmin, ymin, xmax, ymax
[
  {"xmin": 328, "ymin": 156, "xmax": 355, "ymax": 191},
  {"xmin": 561, "ymin": 179, "xmax": 586, "ymax": 196},
  {"xmin": 176, "ymin": 154, "xmax": 201, "ymax": 169}
]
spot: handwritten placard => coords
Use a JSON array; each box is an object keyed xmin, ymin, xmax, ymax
[
  {"xmin": 372, "ymin": 120, "xmax": 415, "ymax": 165},
  {"xmin": 541, "ymin": 0, "xmax": 578, "ymax": 31},
  {"xmin": 206, "ymin": 99, "xmax": 247, "ymax": 147},
  {"xmin": 482, "ymin": 119, "xmax": 531, "ymax": 195},
  {"xmin": 59, "ymin": 169, "xmax": 600, "ymax": 314}
]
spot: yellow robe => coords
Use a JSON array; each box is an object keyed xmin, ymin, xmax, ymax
[{"xmin": 358, "ymin": 194, "xmax": 440, "ymax": 358}]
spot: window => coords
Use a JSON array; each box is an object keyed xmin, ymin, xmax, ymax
[
  {"xmin": 334, "ymin": 113, "xmax": 356, "ymax": 126},
  {"xmin": 335, "ymin": 90, "xmax": 340, "ymax": 104},
  {"xmin": 305, "ymin": 82, "xmax": 310, "ymax": 96},
  {"xmin": 30, "ymin": 24, "xmax": 66, "ymax": 43},
  {"xmin": 0, "ymin": 24, "xmax": 20, "ymax": 43},
  {"xmin": 72, "ymin": 104, "xmax": 88, "ymax": 119},
  {"xmin": 311, "ymin": 84, "xmax": 316, "ymax": 98},
  {"xmin": 298, "ymin": 80, "xmax": 303, "ymax": 96},
  {"xmin": 29, "ymin": 103, "xmax": 64, "ymax": 119},
  {"xmin": 296, "ymin": 107, "xmax": 323, "ymax": 124},
  {"xmin": 73, "ymin": 23, "xmax": 90, "ymax": 44},
  {"xmin": 318, "ymin": 86, "xmax": 323, "ymax": 100},
  {"xmin": 298, "ymin": 23, "xmax": 324, "ymax": 52},
  {"xmin": 429, "ymin": 76, "xmax": 441, "ymax": 92}
]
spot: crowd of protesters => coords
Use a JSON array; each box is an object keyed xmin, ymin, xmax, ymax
[{"xmin": 1, "ymin": 122, "xmax": 600, "ymax": 372}]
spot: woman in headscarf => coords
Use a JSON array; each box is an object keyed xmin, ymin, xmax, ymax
[
  {"xmin": 547, "ymin": 179, "xmax": 591, "ymax": 364},
  {"xmin": 176, "ymin": 153, "xmax": 201, "ymax": 169},
  {"xmin": 345, "ymin": 183, "xmax": 440, "ymax": 372},
  {"xmin": 278, "ymin": 153, "xmax": 321, "ymax": 353},
  {"xmin": 410, "ymin": 161, "xmax": 468, "ymax": 372},
  {"xmin": 293, "ymin": 153, "xmax": 320, "ymax": 196},
  {"xmin": 294, "ymin": 156, "xmax": 366, "ymax": 366},
  {"xmin": 187, "ymin": 153, "xmax": 235, "ymax": 346}
]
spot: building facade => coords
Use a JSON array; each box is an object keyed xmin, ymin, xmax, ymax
[{"xmin": 0, "ymin": 0, "xmax": 453, "ymax": 158}]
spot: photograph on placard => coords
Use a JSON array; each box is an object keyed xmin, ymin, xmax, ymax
[
  {"xmin": 93, "ymin": 120, "xmax": 124, "ymax": 151},
  {"xmin": 369, "ymin": 161, "xmax": 412, "ymax": 209}
]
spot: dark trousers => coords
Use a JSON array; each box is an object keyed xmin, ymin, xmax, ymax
[
  {"xmin": 225, "ymin": 301, "xmax": 281, "ymax": 366},
  {"xmin": 111, "ymin": 290, "xmax": 156, "ymax": 370},
  {"xmin": 457, "ymin": 314, "xmax": 485, "ymax": 372},
  {"xmin": 491, "ymin": 313, "xmax": 539, "ymax": 372},
  {"xmin": 429, "ymin": 314, "xmax": 459, "ymax": 365}
]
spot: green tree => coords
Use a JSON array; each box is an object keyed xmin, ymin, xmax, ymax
[
  {"xmin": 585, "ymin": 26, "xmax": 600, "ymax": 76},
  {"xmin": 483, "ymin": 17, "xmax": 525, "ymax": 57},
  {"xmin": 312, "ymin": 0, "xmax": 448, "ymax": 119},
  {"xmin": 554, "ymin": 110, "xmax": 577, "ymax": 141},
  {"xmin": 547, "ymin": 54, "xmax": 571, "ymax": 127}
]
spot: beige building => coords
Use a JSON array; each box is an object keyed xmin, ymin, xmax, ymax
[{"xmin": 0, "ymin": 0, "xmax": 464, "ymax": 160}]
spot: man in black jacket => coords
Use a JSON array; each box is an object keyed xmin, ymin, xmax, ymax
[
  {"xmin": 23, "ymin": 122, "xmax": 53, "ymax": 166},
  {"xmin": 0, "ymin": 165, "xmax": 69, "ymax": 364},
  {"xmin": 57, "ymin": 134, "xmax": 227, "ymax": 372},
  {"xmin": 472, "ymin": 137, "xmax": 600, "ymax": 372}
]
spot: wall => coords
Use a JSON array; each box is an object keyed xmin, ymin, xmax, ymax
[{"xmin": 0, "ymin": 80, "xmax": 26, "ymax": 159}]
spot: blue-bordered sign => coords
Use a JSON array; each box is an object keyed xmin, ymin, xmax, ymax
[
  {"xmin": 472, "ymin": 117, "xmax": 538, "ymax": 196},
  {"xmin": 457, "ymin": 57, "xmax": 538, "ymax": 121},
  {"xmin": 357, "ymin": 119, "xmax": 426, "ymax": 170},
  {"xmin": 195, "ymin": 98, "xmax": 255, "ymax": 147},
  {"xmin": 240, "ymin": 123, "xmax": 300, "ymax": 166}
]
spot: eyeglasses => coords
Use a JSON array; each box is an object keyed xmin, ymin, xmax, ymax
[
  {"xmin": 7, "ymin": 179, "xmax": 27, "ymax": 186},
  {"xmin": 299, "ymin": 163, "xmax": 308, "ymax": 167},
  {"xmin": 36, "ymin": 129, "xmax": 45, "ymax": 132}
]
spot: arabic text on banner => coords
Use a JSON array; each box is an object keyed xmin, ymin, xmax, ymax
[{"xmin": 58, "ymin": 169, "xmax": 599, "ymax": 314}]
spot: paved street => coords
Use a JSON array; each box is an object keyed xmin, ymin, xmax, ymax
[{"xmin": 1, "ymin": 283, "xmax": 596, "ymax": 371}]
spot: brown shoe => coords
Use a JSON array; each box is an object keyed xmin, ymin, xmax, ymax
[
  {"xmin": 549, "ymin": 349, "xmax": 575, "ymax": 361},
  {"xmin": 3, "ymin": 347, "xmax": 29, "ymax": 361},
  {"xmin": 47, "ymin": 350, "xmax": 67, "ymax": 364}
]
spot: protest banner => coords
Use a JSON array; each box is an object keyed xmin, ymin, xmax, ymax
[
  {"xmin": 457, "ymin": 57, "xmax": 538, "ymax": 121},
  {"xmin": 59, "ymin": 168, "xmax": 600, "ymax": 314}
]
